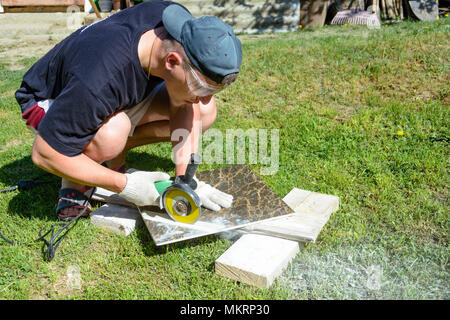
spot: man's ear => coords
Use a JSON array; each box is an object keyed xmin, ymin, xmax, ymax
[{"xmin": 165, "ymin": 52, "xmax": 183, "ymax": 71}]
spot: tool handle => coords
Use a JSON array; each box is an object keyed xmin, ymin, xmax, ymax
[
  {"xmin": 154, "ymin": 154, "xmax": 201, "ymax": 194},
  {"xmin": 88, "ymin": 0, "xmax": 102, "ymax": 19},
  {"xmin": 154, "ymin": 180, "xmax": 173, "ymax": 195},
  {"xmin": 183, "ymin": 153, "xmax": 202, "ymax": 185}
]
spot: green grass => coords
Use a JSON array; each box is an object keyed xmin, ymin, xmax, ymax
[{"xmin": 0, "ymin": 18, "xmax": 449, "ymax": 299}]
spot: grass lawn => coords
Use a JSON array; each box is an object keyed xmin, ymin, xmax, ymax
[{"xmin": 0, "ymin": 17, "xmax": 448, "ymax": 300}]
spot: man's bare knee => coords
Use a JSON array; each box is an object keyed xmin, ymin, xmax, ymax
[{"xmin": 84, "ymin": 111, "xmax": 131, "ymax": 162}]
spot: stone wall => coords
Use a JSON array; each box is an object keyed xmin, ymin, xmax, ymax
[{"xmin": 178, "ymin": 0, "xmax": 301, "ymax": 34}]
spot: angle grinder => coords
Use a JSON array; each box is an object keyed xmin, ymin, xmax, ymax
[{"xmin": 154, "ymin": 153, "xmax": 202, "ymax": 224}]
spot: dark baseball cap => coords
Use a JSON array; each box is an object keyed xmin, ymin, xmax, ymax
[{"xmin": 162, "ymin": 4, "xmax": 242, "ymax": 84}]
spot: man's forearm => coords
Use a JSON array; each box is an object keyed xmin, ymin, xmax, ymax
[
  {"xmin": 170, "ymin": 103, "xmax": 202, "ymax": 176},
  {"xmin": 32, "ymin": 134, "xmax": 127, "ymax": 193}
]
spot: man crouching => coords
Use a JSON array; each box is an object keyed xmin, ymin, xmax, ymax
[{"xmin": 15, "ymin": 1, "xmax": 242, "ymax": 220}]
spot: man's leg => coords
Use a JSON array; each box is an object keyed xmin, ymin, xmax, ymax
[
  {"xmin": 61, "ymin": 83, "xmax": 216, "ymax": 217},
  {"xmin": 59, "ymin": 111, "xmax": 131, "ymax": 216},
  {"xmin": 106, "ymin": 84, "xmax": 217, "ymax": 174},
  {"xmin": 62, "ymin": 111, "xmax": 131, "ymax": 188}
]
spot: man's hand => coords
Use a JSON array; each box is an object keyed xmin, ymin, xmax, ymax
[
  {"xmin": 194, "ymin": 178, "xmax": 233, "ymax": 211},
  {"xmin": 119, "ymin": 171, "xmax": 170, "ymax": 206}
]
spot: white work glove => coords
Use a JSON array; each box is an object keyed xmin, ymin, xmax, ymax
[
  {"xmin": 119, "ymin": 171, "xmax": 170, "ymax": 207},
  {"xmin": 194, "ymin": 178, "xmax": 233, "ymax": 211}
]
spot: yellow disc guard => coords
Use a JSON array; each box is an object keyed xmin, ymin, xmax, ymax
[{"xmin": 163, "ymin": 188, "xmax": 201, "ymax": 224}]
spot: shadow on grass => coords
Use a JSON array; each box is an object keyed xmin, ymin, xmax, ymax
[
  {"xmin": 1, "ymin": 151, "xmax": 175, "ymax": 221},
  {"xmin": 0, "ymin": 155, "xmax": 58, "ymax": 220},
  {"xmin": 126, "ymin": 148, "xmax": 174, "ymax": 173}
]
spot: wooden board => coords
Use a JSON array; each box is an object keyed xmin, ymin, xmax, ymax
[
  {"xmin": 300, "ymin": 0, "xmax": 330, "ymax": 28},
  {"xmin": 2, "ymin": 0, "xmax": 84, "ymax": 5},
  {"xmin": 2, "ymin": 0, "xmax": 84, "ymax": 12},
  {"xmin": 242, "ymin": 188, "xmax": 339, "ymax": 242},
  {"xmin": 3, "ymin": 5, "xmax": 83, "ymax": 12},
  {"xmin": 215, "ymin": 234, "xmax": 299, "ymax": 288}
]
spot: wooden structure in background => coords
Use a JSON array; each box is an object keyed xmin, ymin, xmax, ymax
[
  {"xmin": 300, "ymin": 0, "xmax": 330, "ymax": 28},
  {"xmin": 1, "ymin": 0, "xmax": 84, "ymax": 12}
]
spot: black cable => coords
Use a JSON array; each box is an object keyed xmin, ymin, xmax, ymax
[
  {"xmin": 0, "ymin": 172, "xmax": 54, "ymax": 245},
  {"xmin": 0, "ymin": 179, "xmax": 95, "ymax": 261},
  {"xmin": 0, "ymin": 172, "xmax": 53, "ymax": 193},
  {"xmin": 39, "ymin": 187, "xmax": 96, "ymax": 261}
]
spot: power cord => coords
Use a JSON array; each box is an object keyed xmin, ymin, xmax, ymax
[
  {"xmin": 0, "ymin": 176, "xmax": 95, "ymax": 261},
  {"xmin": 0, "ymin": 173, "xmax": 52, "ymax": 193}
]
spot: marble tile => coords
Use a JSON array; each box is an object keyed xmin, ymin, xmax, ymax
[{"xmin": 140, "ymin": 165, "xmax": 294, "ymax": 246}]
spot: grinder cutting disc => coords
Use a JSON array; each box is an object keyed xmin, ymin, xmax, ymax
[{"xmin": 161, "ymin": 185, "xmax": 201, "ymax": 224}]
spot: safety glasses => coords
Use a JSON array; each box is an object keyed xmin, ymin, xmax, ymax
[{"xmin": 183, "ymin": 62, "xmax": 228, "ymax": 97}]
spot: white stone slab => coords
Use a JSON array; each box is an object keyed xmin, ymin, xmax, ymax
[
  {"xmin": 90, "ymin": 203, "xmax": 142, "ymax": 236},
  {"xmin": 242, "ymin": 188, "xmax": 339, "ymax": 242},
  {"xmin": 215, "ymin": 234, "xmax": 299, "ymax": 288}
]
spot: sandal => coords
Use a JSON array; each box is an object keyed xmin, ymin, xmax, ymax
[{"xmin": 57, "ymin": 188, "xmax": 93, "ymax": 221}]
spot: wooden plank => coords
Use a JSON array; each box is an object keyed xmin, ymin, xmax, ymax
[
  {"xmin": 88, "ymin": 0, "xmax": 101, "ymax": 18},
  {"xmin": 300, "ymin": 0, "xmax": 330, "ymax": 28},
  {"xmin": 242, "ymin": 188, "xmax": 339, "ymax": 243},
  {"xmin": 282, "ymin": 188, "xmax": 312, "ymax": 210},
  {"xmin": 2, "ymin": 0, "xmax": 84, "ymax": 6},
  {"xmin": 285, "ymin": 188, "xmax": 339, "ymax": 214},
  {"xmin": 3, "ymin": 5, "xmax": 83, "ymax": 12},
  {"xmin": 215, "ymin": 234, "xmax": 299, "ymax": 288}
]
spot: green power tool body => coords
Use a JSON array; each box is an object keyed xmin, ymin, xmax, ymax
[{"xmin": 154, "ymin": 154, "xmax": 202, "ymax": 224}]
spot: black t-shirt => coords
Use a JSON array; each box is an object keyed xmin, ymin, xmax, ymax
[{"xmin": 15, "ymin": 1, "xmax": 184, "ymax": 156}]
